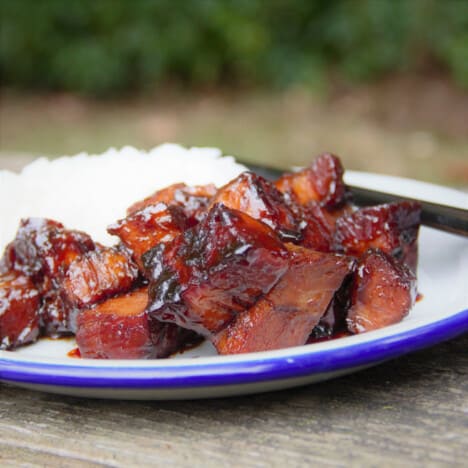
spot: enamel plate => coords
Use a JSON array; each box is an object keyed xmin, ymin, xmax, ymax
[{"xmin": 1, "ymin": 171, "xmax": 467, "ymax": 400}]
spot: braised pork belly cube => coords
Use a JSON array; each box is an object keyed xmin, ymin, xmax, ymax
[
  {"xmin": 333, "ymin": 201, "xmax": 421, "ymax": 271},
  {"xmin": 1, "ymin": 218, "xmax": 96, "ymax": 337},
  {"xmin": 63, "ymin": 246, "xmax": 139, "ymax": 308},
  {"xmin": 2, "ymin": 218, "xmax": 95, "ymax": 282},
  {"xmin": 211, "ymin": 172, "xmax": 301, "ymax": 242},
  {"xmin": 307, "ymin": 201, "xmax": 355, "ymax": 232},
  {"xmin": 275, "ymin": 153, "xmax": 348, "ymax": 209},
  {"xmin": 213, "ymin": 244, "xmax": 355, "ymax": 354},
  {"xmin": 298, "ymin": 204, "xmax": 333, "ymax": 252},
  {"xmin": 76, "ymin": 288, "xmax": 153, "ymax": 359},
  {"xmin": 347, "ymin": 250, "xmax": 416, "ymax": 334},
  {"xmin": 144, "ymin": 204, "xmax": 289, "ymax": 337},
  {"xmin": 293, "ymin": 199, "xmax": 357, "ymax": 253},
  {"xmin": 127, "ymin": 183, "xmax": 217, "ymax": 225},
  {"xmin": 108, "ymin": 203, "xmax": 187, "ymax": 269},
  {"xmin": 0, "ymin": 271, "xmax": 40, "ymax": 349},
  {"xmin": 76, "ymin": 288, "xmax": 194, "ymax": 359}
]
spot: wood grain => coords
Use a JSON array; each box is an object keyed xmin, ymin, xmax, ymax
[{"xmin": 1, "ymin": 333, "xmax": 467, "ymax": 467}]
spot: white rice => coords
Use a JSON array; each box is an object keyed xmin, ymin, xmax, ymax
[{"xmin": 0, "ymin": 144, "xmax": 247, "ymax": 251}]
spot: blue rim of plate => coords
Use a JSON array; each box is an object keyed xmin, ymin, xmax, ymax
[{"xmin": 1, "ymin": 308, "xmax": 467, "ymax": 389}]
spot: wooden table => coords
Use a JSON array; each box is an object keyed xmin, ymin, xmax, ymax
[
  {"xmin": 1, "ymin": 334, "xmax": 466, "ymax": 467},
  {"xmin": 1, "ymin": 155, "xmax": 467, "ymax": 466}
]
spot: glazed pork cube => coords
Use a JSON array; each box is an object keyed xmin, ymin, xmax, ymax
[
  {"xmin": 306, "ymin": 201, "xmax": 355, "ymax": 233},
  {"xmin": 2, "ymin": 218, "xmax": 95, "ymax": 282},
  {"xmin": 76, "ymin": 288, "xmax": 153, "ymax": 359},
  {"xmin": 347, "ymin": 249, "xmax": 417, "ymax": 334},
  {"xmin": 333, "ymin": 201, "xmax": 421, "ymax": 271},
  {"xmin": 63, "ymin": 246, "xmax": 139, "ymax": 308},
  {"xmin": 213, "ymin": 244, "xmax": 355, "ymax": 354},
  {"xmin": 0, "ymin": 271, "xmax": 40, "ymax": 349},
  {"xmin": 144, "ymin": 204, "xmax": 289, "ymax": 337},
  {"xmin": 275, "ymin": 153, "xmax": 348, "ymax": 209},
  {"xmin": 76, "ymin": 288, "xmax": 194, "ymax": 359},
  {"xmin": 289, "ymin": 199, "xmax": 355, "ymax": 253},
  {"xmin": 108, "ymin": 203, "xmax": 187, "ymax": 269},
  {"xmin": 127, "ymin": 183, "xmax": 217, "ymax": 224},
  {"xmin": 1, "ymin": 218, "xmax": 96, "ymax": 337},
  {"xmin": 298, "ymin": 204, "xmax": 333, "ymax": 252},
  {"xmin": 211, "ymin": 172, "xmax": 301, "ymax": 242}
]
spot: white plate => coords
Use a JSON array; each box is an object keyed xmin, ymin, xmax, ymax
[{"xmin": 1, "ymin": 171, "xmax": 467, "ymax": 400}]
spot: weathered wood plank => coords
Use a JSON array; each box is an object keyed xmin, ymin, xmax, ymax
[{"xmin": 1, "ymin": 334, "xmax": 467, "ymax": 467}]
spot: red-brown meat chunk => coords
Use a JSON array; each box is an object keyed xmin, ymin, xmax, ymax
[
  {"xmin": 213, "ymin": 244, "xmax": 354, "ymax": 354},
  {"xmin": 63, "ymin": 246, "xmax": 139, "ymax": 308},
  {"xmin": 333, "ymin": 201, "xmax": 421, "ymax": 271},
  {"xmin": 275, "ymin": 153, "xmax": 348, "ymax": 209},
  {"xmin": 76, "ymin": 288, "xmax": 195, "ymax": 359},
  {"xmin": 127, "ymin": 183, "xmax": 217, "ymax": 224},
  {"xmin": 2, "ymin": 218, "xmax": 96, "ymax": 336},
  {"xmin": 108, "ymin": 203, "xmax": 187, "ymax": 269},
  {"xmin": 211, "ymin": 172, "xmax": 301, "ymax": 242},
  {"xmin": 76, "ymin": 288, "xmax": 153, "ymax": 359},
  {"xmin": 298, "ymin": 204, "xmax": 333, "ymax": 252},
  {"xmin": 2, "ymin": 218, "xmax": 95, "ymax": 281},
  {"xmin": 307, "ymin": 201, "xmax": 355, "ymax": 232},
  {"xmin": 347, "ymin": 250, "xmax": 417, "ymax": 333},
  {"xmin": 0, "ymin": 271, "xmax": 40, "ymax": 349},
  {"xmin": 144, "ymin": 204, "xmax": 289, "ymax": 337}
]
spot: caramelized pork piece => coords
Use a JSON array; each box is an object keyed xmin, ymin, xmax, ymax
[
  {"xmin": 0, "ymin": 271, "xmax": 40, "ymax": 349},
  {"xmin": 76, "ymin": 288, "xmax": 153, "ymax": 359},
  {"xmin": 213, "ymin": 244, "xmax": 355, "ymax": 354},
  {"xmin": 2, "ymin": 218, "xmax": 95, "ymax": 282},
  {"xmin": 63, "ymin": 246, "xmax": 139, "ymax": 308},
  {"xmin": 128, "ymin": 183, "xmax": 217, "ymax": 224},
  {"xmin": 108, "ymin": 203, "xmax": 187, "ymax": 269},
  {"xmin": 275, "ymin": 153, "xmax": 348, "ymax": 209},
  {"xmin": 76, "ymin": 288, "xmax": 194, "ymax": 359},
  {"xmin": 307, "ymin": 201, "xmax": 355, "ymax": 232},
  {"xmin": 347, "ymin": 250, "xmax": 416, "ymax": 334},
  {"xmin": 2, "ymin": 218, "xmax": 96, "ymax": 337},
  {"xmin": 144, "ymin": 204, "xmax": 289, "ymax": 337},
  {"xmin": 280, "ymin": 198, "xmax": 354, "ymax": 253},
  {"xmin": 334, "ymin": 201, "xmax": 421, "ymax": 271},
  {"xmin": 211, "ymin": 172, "xmax": 301, "ymax": 242},
  {"xmin": 298, "ymin": 204, "xmax": 333, "ymax": 252}
]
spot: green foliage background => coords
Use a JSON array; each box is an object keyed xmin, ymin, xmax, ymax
[{"xmin": 1, "ymin": 0, "xmax": 467, "ymax": 95}]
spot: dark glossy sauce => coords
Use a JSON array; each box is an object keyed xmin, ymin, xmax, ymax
[
  {"xmin": 306, "ymin": 330, "xmax": 351, "ymax": 344},
  {"xmin": 170, "ymin": 336, "xmax": 205, "ymax": 356}
]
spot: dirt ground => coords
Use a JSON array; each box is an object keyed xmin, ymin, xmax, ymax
[{"xmin": 1, "ymin": 75, "xmax": 467, "ymax": 186}]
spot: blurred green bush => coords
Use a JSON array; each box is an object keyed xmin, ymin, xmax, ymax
[{"xmin": 1, "ymin": 0, "xmax": 467, "ymax": 95}]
